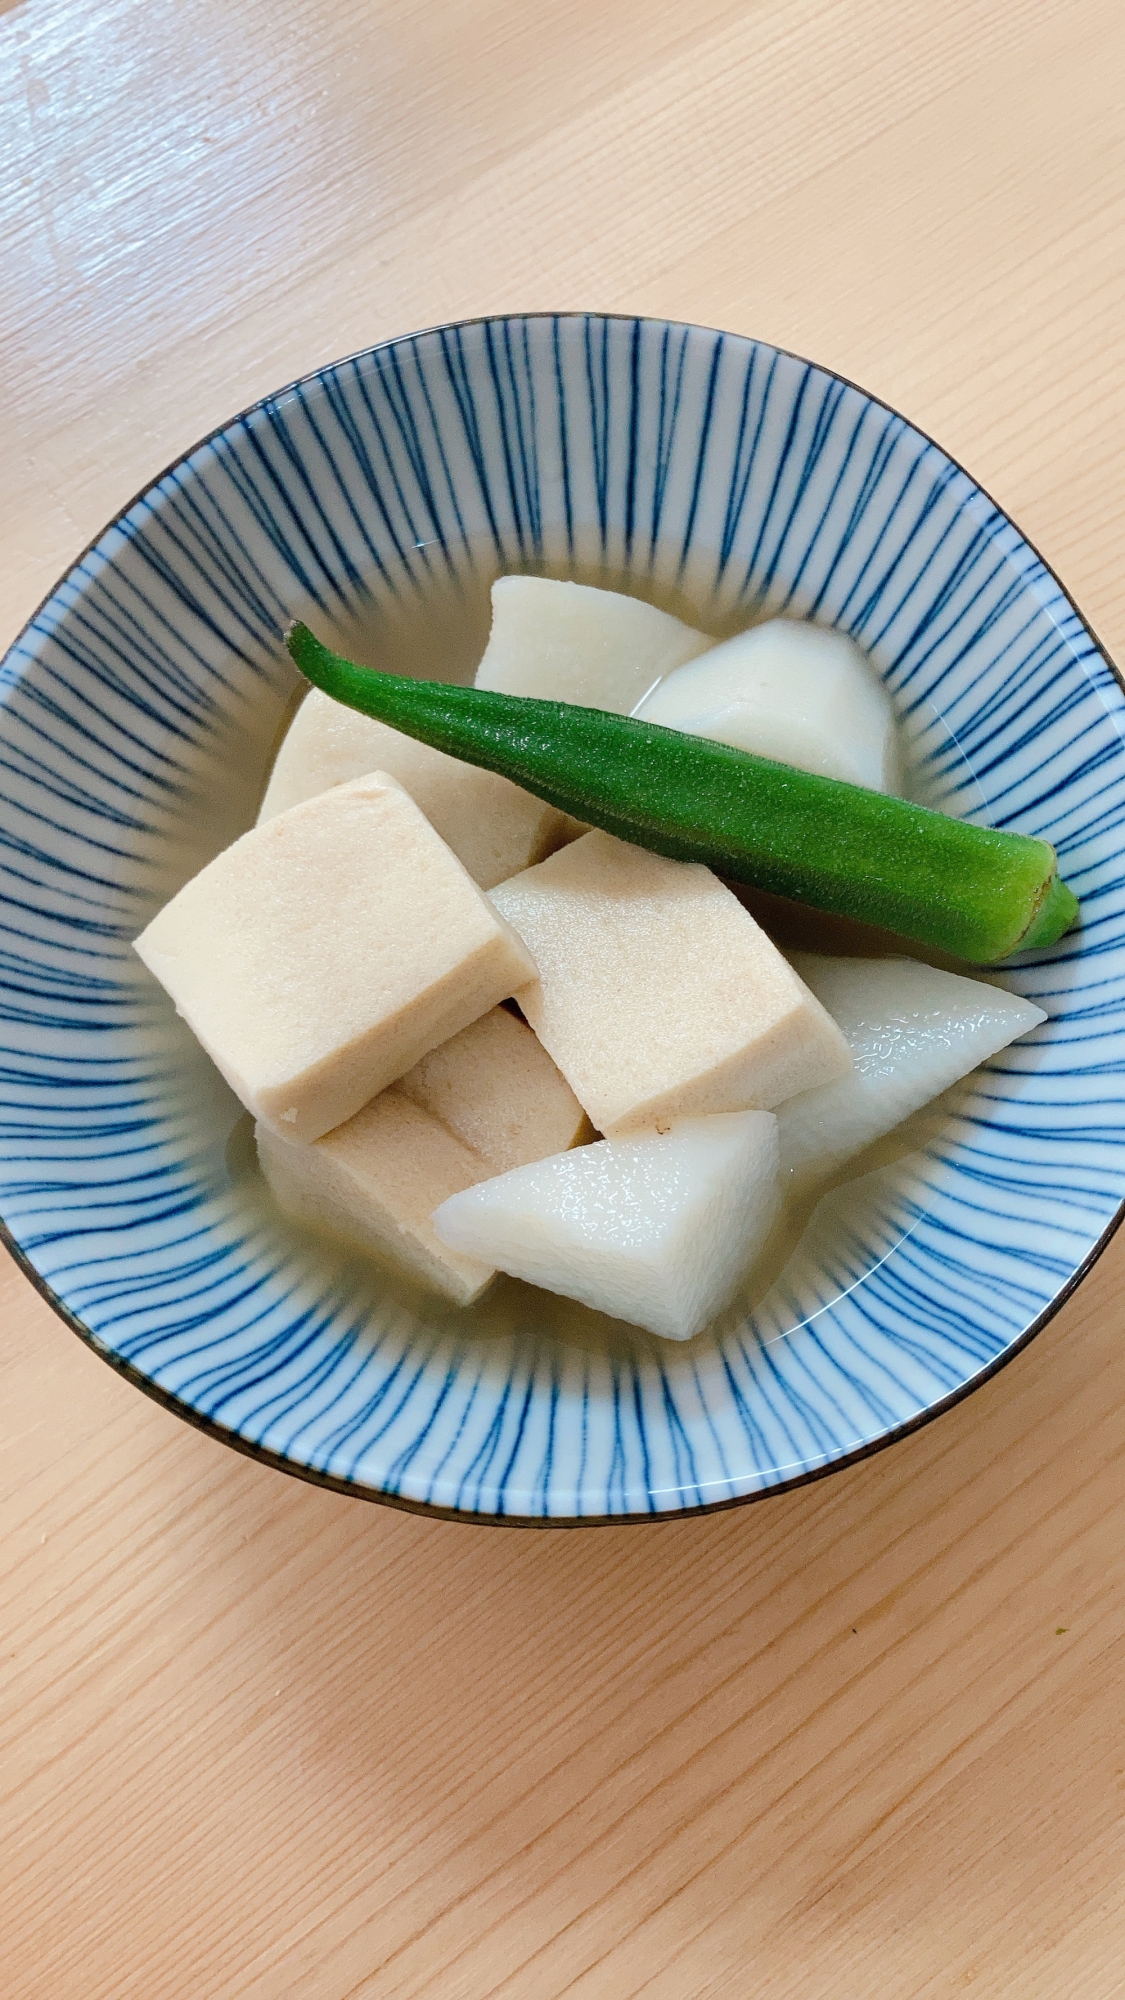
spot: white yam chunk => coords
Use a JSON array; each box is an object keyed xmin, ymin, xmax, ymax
[
  {"xmin": 396, "ymin": 1006, "xmax": 591, "ymax": 1172},
  {"xmin": 777, "ymin": 953, "xmax": 1047, "ymax": 1177},
  {"xmin": 257, "ymin": 1095, "xmax": 496, "ymax": 1306},
  {"xmin": 490, "ymin": 831, "xmax": 852, "ymax": 1135},
  {"xmin": 474, "ymin": 575, "xmax": 710, "ymax": 713},
  {"xmin": 634, "ymin": 618, "xmax": 897, "ymax": 791},
  {"xmin": 433, "ymin": 1111, "xmax": 780, "ymax": 1340},
  {"xmin": 134, "ymin": 773, "xmax": 536, "ymax": 1144},
  {"xmin": 258, "ymin": 688, "xmax": 579, "ymax": 889}
]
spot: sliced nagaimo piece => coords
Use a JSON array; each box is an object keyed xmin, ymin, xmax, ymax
[
  {"xmin": 475, "ymin": 575, "xmax": 710, "ymax": 714},
  {"xmin": 257, "ymin": 1006, "xmax": 590, "ymax": 1305},
  {"xmin": 433, "ymin": 1112, "xmax": 780, "ymax": 1340},
  {"xmin": 134, "ymin": 772, "xmax": 536, "ymax": 1143},
  {"xmin": 395, "ymin": 1004, "xmax": 592, "ymax": 1169},
  {"xmin": 490, "ymin": 831, "xmax": 852, "ymax": 1136},
  {"xmin": 633, "ymin": 618, "xmax": 897, "ymax": 791},
  {"xmin": 257, "ymin": 1093, "xmax": 497, "ymax": 1305},
  {"xmin": 258, "ymin": 688, "xmax": 579, "ymax": 890},
  {"xmin": 777, "ymin": 953, "xmax": 1047, "ymax": 1178}
]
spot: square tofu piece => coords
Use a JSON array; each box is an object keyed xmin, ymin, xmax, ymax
[
  {"xmin": 134, "ymin": 773, "xmax": 536, "ymax": 1143},
  {"xmin": 258, "ymin": 689, "xmax": 581, "ymax": 890},
  {"xmin": 257, "ymin": 1094, "xmax": 497, "ymax": 1306},
  {"xmin": 257, "ymin": 1008, "xmax": 589, "ymax": 1305},
  {"xmin": 396, "ymin": 1005, "xmax": 591, "ymax": 1172},
  {"xmin": 490, "ymin": 831, "xmax": 852, "ymax": 1136}
]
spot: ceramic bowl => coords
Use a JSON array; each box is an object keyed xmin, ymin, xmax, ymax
[{"xmin": 3, "ymin": 313, "xmax": 1123, "ymax": 1523}]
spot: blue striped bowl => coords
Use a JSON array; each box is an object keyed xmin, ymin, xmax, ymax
[{"xmin": 3, "ymin": 314, "xmax": 1123, "ymax": 1523}]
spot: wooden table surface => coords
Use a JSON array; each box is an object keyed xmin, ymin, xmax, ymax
[{"xmin": 3, "ymin": 2, "xmax": 1125, "ymax": 1993}]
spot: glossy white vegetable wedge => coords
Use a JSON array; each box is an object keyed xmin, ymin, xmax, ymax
[
  {"xmin": 432, "ymin": 1111, "xmax": 779, "ymax": 1340},
  {"xmin": 633, "ymin": 617, "xmax": 897, "ymax": 790},
  {"xmin": 777, "ymin": 954, "xmax": 1047, "ymax": 1178},
  {"xmin": 475, "ymin": 575, "xmax": 710, "ymax": 713}
]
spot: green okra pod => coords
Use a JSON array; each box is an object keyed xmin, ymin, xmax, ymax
[{"xmin": 286, "ymin": 621, "xmax": 1078, "ymax": 965}]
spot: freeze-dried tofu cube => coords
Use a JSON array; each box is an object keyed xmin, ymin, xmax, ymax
[
  {"xmin": 396, "ymin": 1006, "xmax": 590, "ymax": 1172},
  {"xmin": 257, "ymin": 1007, "xmax": 588, "ymax": 1304},
  {"xmin": 257, "ymin": 1094, "xmax": 496, "ymax": 1306},
  {"xmin": 490, "ymin": 831, "xmax": 851, "ymax": 1135},
  {"xmin": 258, "ymin": 689, "xmax": 580, "ymax": 888},
  {"xmin": 134, "ymin": 772, "xmax": 536, "ymax": 1142}
]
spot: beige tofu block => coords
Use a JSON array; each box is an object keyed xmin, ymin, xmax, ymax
[
  {"xmin": 396, "ymin": 1006, "xmax": 591, "ymax": 1172},
  {"xmin": 134, "ymin": 772, "xmax": 536, "ymax": 1144},
  {"xmin": 258, "ymin": 688, "xmax": 580, "ymax": 889},
  {"xmin": 256, "ymin": 1095, "xmax": 496, "ymax": 1306},
  {"xmin": 490, "ymin": 831, "xmax": 852, "ymax": 1136},
  {"xmin": 257, "ymin": 1006, "xmax": 590, "ymax": 1305}
]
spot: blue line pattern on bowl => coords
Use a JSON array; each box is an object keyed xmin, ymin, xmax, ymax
[{"xmin": 1, "ymin": 314, "xmax": 1123, "ymax": 1521}]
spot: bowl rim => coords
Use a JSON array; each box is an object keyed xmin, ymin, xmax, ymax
[{"xmin": 4, "ymin": 308, "xmax": 1123, "ymax": 1529}]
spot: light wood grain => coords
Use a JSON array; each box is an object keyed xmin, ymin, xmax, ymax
[{"xmin": 3, "ymin": 1, "xmax": 1125, "ymax": 1993}]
